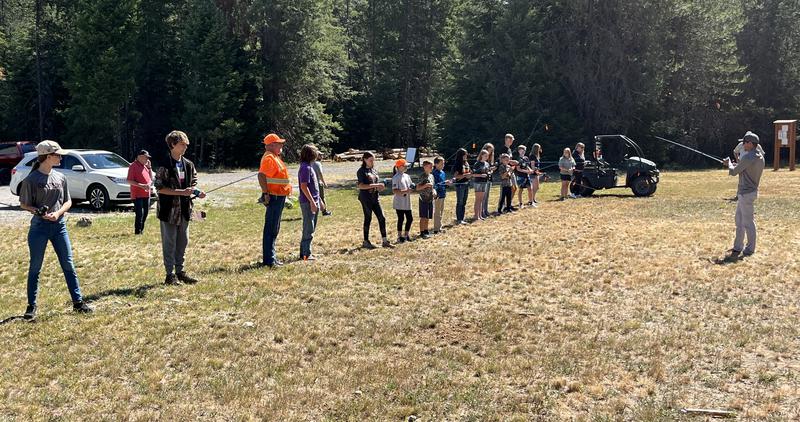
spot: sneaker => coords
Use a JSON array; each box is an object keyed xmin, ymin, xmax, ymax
[
  {"xmin": 301, "ymin": 255, "xmax": 318, "ymax": 261},
  {"xmin": 176, "ymin": 271, "xmax": 199, "ymax": 284},
  {"xmin": 264, "ymin": 261, "xmax": 284, "ymax": 268},
  {"xmin": 322, "ymin": 210, "xmax": 332, "ymax": 216},
  {"xmin": 398, "ymin": 236, "xmax": 406, "ymax": 243},
  {"xmin": 575, "ymin": 194, "xmax": 582, "ymax": 198},
  {"xmin": 165, "ymin": 273, "xmax": 181, "ymax": 285},
  {"xmin": 459, "ymin": 220, "xmax": 468, "ymax": 225},
  {"xmin": 529, "ymin": 202, "xmax": 538, "ymax": 208},
  {"xmin": 362, "ymin": 240, "xmax": 377, "ymax": 250},
  {"xmin": 404, "ymin": 236, "xmax": 412, "ymax": 242},
  {"xmin": 421, "ymin": 232, "xmax": 432, "ymax": 240},
  {"xmin": 73, "ymin": 301, "xmax": 93, "ymax": 314},
  {"xmin": 382, "ymin": 240, "xmax": 395, "ymax": 248},
  {"xmin": 509, "ymin": 206, "xmax": 519, "ymax": 212},
  {"xmin": 568, "ymin": 193, "xmax": 577, "ymax": 199},
  {"xmin": 23, "ymin": 305, "xmax": 37, "ymax": 321},
  {"xmin": 742, "ymin": 249, "xmax": 755, "ymax": 257}
]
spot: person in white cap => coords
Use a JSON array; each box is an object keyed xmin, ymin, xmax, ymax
[
  {"xmin": 723, "ymin": 131, "xmax": 765, "ymax": 259},
  {"xmin": 18, "ymin": 140, "xmax": 93, "ymax": 321}
]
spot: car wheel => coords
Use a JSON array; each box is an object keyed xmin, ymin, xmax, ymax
[
  {"xmin": 631, "ymin": 176, "xmax": 655, "ymax": 197},
  {"xmin": 87, "ymin": 184, "xmax": 110, "ymax": 211}
]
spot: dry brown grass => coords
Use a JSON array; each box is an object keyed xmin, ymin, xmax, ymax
[{"xmin": 1, "ymin": 167, "xmax": 799, "ymax": 421}]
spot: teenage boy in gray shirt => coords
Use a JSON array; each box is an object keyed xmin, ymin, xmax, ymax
[{"xmin": 723, "ymin": 131, "xmax": 765, "ymax": 258}]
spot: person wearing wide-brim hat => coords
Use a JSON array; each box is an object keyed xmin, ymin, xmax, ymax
[
  {"xmin": 127, "ymin": 149, "xmax": 154, "ymax": 235},
  {"xmin": 258, "ymin": 133, "xmax": 292, "ymax": 267},
  {"xmin": 18, "ymin": 140, "xmax": 93, "ymax": 321},
  {"xmin": 722, "ymin": 131, "xmax": 765, "ymax": 259}
]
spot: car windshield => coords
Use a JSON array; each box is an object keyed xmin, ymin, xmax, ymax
[
  {"xmin": 82, "ymin": 153, "xmax": 129, "ymax": 169},
  {"xmin": 21, "ymin": 144, "xmax": 36, "ymax": 153}
]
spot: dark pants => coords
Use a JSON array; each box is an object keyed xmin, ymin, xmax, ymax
[
  {"xmin": 396, "ymin": 209, "xmax": 413, "ymax": 232},
  {"xmin": 572, "ymin": 170, "xmax": 583, "ymax": 190},
  {"xmin": 498, "ymin": 186, "xmax": 512, "ymax": 212},
  {"xmin": 133, "ymin": 198, "xmax": 150, "ymax": 234},
  {"xmin": 360, "ymin": 199, "xmax": 387, "ymax": 241},
  {"xmin": 27, "ymin": 218, "xmax": 83, "ymax": 306},
  {"xmin": 482, "ymin": 182, "xmax": 492, "ymax": 218},
  {"xmin": 262, "ymin": 195, "xmax": 286, "ymax": 265},
  {"xmin": 455, "ymin": 184, "xmax": 469, "ymax": 222}
]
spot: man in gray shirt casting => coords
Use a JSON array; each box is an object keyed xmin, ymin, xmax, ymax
[{"xmin": 723, "ymin": 131, "xmax": 765, "ymax": 258}]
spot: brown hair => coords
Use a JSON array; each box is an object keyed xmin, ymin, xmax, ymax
[
  {"xmin": 433, "ymin": 156, "xmax": 444, "ymax": 165},
  {"xmin": 300, "ymin": 144, "xmax": 319, "ymax": 163},
  {"xmin": 422, "ymin": 160, "xmax": 433, "ymax": 167},
  {"xmin": 361, "ymin": 151, "xmax": 376, "ymax": 168},
  {"xmin": 165, "ymin": 130, "xmax": 189, "ymax": 150},
  {"xmin": 31, "ymin": 155, "xmax": 48, "ymax": 171}
]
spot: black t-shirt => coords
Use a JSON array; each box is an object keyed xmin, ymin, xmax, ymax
[
  {"xmin": 531, "ymin": 156, "xmax": 541, "ymax": 173},
  {"xmin": 515, "ymin": 155, "xmax": 532, "ymax": 177},
  {"xmin": 471, "ymin": 161, "xmax": 490, "ymax": 181},
  {"xmin": 357, "ymin": 166, "xmax": 380, "ymax": 202},
  {"xmin": 573, "ymin": 151, "xmax": 586, "ymax": 171}
]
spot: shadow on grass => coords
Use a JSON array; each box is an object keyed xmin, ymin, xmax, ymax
[
  {"xmin": 0, "ymin": 315, "xmax": 26, "ymax": 325},
  {"xmin": 200, "ymin": 262, "xmax": 268, "ymax": 276},
  {"xmin": 82, "ymin": 283, "xmax": 161, "ymax": 301}
]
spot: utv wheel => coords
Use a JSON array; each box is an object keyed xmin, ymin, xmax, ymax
[
  {"xmin": 631, "ymin": 176, "xmax": 656, "ymax": 197},
  {"xmin": 87, "ymin": 184, "xmax": 110, "ymax": 211}
]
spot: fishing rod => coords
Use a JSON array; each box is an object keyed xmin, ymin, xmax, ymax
[
  {"xmin": 189, "ymin": 172, "xmax": 260, "ymax": 200},
  {"xmin": 653, "ymin": 136, "xmax": 726, "ymax": 164}
]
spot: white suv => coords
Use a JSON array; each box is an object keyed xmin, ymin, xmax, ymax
[{"xmin": 10, "ymin": 149, "xmax": 156, "ymax": 211}]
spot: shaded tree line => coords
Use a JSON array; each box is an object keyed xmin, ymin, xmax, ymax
[{"xmin": 1, "ymin": 0, "xmax": 798, "ymax": 167}]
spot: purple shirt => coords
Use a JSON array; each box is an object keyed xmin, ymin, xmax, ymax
[{"xmin": 298, "ymin": 162, "xmax": 320, "ymax": 204}]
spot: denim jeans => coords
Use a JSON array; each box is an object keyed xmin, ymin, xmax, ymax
[
  {"xmin": 263, "ymin": 195, "xmax": 286, "ymax": 265},
  {"xmin": 27, "ymin": 218, "xmax": 83, "ymax": 306},
  {"xmin": 300, "ymin": 201, "xmax": 318, "ymax": 259},
  {"xmin": 455, "ymin": 184, "xmax": 469, "ymax": 222},
  {"xmin": 133, "ymin": 197, "xmax": 150, "ymax": 234},
  {"xmin": 160, "ymin": 219, "xmax": 190, "ymax": 275}
]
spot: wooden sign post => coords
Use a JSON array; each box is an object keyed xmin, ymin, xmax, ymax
[{"xmin": 773, "ymin": 120, "xmax": 797, "ymax": 171}]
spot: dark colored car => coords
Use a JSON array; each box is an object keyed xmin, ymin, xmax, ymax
[
  {"xmin": 0, "ymin": 141, "xmax": 36, "ymax": 185},
  {"xmin": 571, "ymin": 134, "xmax": 660, "ymax": 197}
]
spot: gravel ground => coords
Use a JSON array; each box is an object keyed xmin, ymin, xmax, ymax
[{"xmin": 0, "ymin": 160, "xmax": 395, "ymax": 225}]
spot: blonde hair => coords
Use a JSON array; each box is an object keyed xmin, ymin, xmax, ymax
[
  {"xmin": 563, "ymin": 147, "xmax": 572, "ymax": 156},
  {"xmin": 481, "ymin": 143, "xmax": 495, "ymax": 163},
  {"xmin": 531, "ymin": 143, "xmax": 541, "ymax": 159},
  {"xmin": 478, "ymin": 149, "xmax": 489, "ymax": 161}
]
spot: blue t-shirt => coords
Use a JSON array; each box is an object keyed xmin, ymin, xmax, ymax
[
  {"xmin": 432, "ymin": 168, "xmax": 447, "ymax": 198},
  {"xmin": 297, "ymin": 162, "xmax": 320, "ymax": 204}
]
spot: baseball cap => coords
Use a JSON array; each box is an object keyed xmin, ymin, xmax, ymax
[
  {"xmin": 36, "ymin": 140, "xmax": 67, "ymax": 156},
  {"xmin": 743, "ymin": 131, "xmax": 760, "ymax": 144},
  {"xmin": 137, "ymin": 149, "xmax": 151, "ymax": 158},
  {"xmin": 395, "ymin": 159, "xmax": 408, "ymax": 168},
  {"xmin": 263, "ymin": 133, "xmax": 286, "ymax": 145}
]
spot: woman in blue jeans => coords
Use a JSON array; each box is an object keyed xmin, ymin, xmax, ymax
[
  {"xmin": 18, "ymin": 141, "xmax": 93, "ymax": 321},
  {"xmin": 298, "ymin": 144, "xmax": 323, "ymax": 260},
  {"xmin": 452, "ymin": 148, "xmax": 472, "ymax": 224}
]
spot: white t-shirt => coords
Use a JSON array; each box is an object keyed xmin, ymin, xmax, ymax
[{"xmin": 392, "ymin": 173, "xmax": 412, "ymax": 210}]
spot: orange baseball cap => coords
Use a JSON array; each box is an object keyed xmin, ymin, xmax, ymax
[
  {"xmin": 263, "ymin": 133, "xmax": 286, "ymax": 145},
  {"xmin": 395, "ymin": 159, "xmax": 407, "ymax": 168}
]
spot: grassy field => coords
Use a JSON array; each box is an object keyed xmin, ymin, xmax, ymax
[{"xmin": 1, "ymin": 167, "xmax": 799, "ymax": 421}]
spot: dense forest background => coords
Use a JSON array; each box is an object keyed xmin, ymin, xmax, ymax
[{"xmin": 1, "ymin": 0, "xmax": 799, "ymax": 167}]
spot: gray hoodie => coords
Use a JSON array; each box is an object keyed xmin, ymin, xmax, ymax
[{"xmin": 728, "ymin": 149, "xmax": 765, "ymax": 195}]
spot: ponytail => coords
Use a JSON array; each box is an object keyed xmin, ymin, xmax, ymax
[{"xmin": 31, "ymin": 155, "xmax": 47, "ymax": 171}]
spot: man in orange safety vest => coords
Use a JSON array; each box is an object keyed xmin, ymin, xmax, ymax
[{"xmin": 258, "ymin": 133, "xmax": 292, "ymax": 267}]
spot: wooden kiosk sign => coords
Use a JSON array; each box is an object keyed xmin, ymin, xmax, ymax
[{"xmin": 773, "ymin": 119, "xmax": 797, "ymax": 171}]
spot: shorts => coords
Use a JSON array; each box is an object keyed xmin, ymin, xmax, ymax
[
  {"xmin": 473, "ymin": 181, "xmax": 488, "ymax": 193},
  {"xmin": 419, "ymin": 200, "xmax": 433, "ymax": 219},
  {"xmin": 516, "ymin": 175, "xmax": 531, "ymax": 188},
  {"xmin": 560, "ymin": 174, "xmax": 572, "ymax": 181}
]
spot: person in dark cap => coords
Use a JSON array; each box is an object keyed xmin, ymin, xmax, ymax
[
  {"xmin": 127, "ymin": 149, "xmax": 154, "ymax": 235},
  {"xmin": 722, "ymin": 131, "xmax": 765, "ymax": 259}
]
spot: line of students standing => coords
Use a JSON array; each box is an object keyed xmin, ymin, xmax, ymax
[{"xmin": 357, "ymin": 134, "xmax": 550, "ymax": 247}]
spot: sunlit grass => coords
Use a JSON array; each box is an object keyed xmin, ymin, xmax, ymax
[{"xmin": 1, "ymin": 168, "xmax": 799, "ymax": 420}]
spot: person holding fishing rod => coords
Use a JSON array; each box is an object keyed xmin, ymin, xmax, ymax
[
  {"xmin": 723, "ymin": 131, "xmax": 765, "ymax": 259},
  {"xmin": 155, "ymin": 131, "xmax": 206, "ymax": 285},
  {"xmin": 258, "ymin": 133, "xmax": 292, "ymax": 267},
  {"xmin": 18, "ymin": 141, "xmax": 93, "ymax": 321}
]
